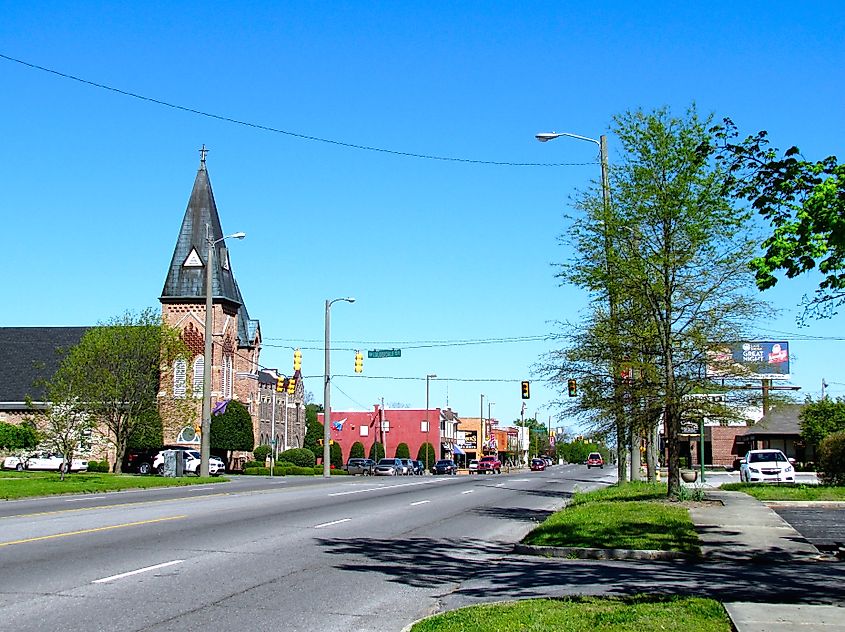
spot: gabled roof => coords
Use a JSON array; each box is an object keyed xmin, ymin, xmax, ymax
[
  {"xmin": 160, "ymin": 159, "xmax": 244, "ymax": 309},
  {"xmin": 743, "ymin": 404, "xmax": 803, "ymax": 437},
  {"xmin": 0, "ymin": 327, "xmax": 89, "ymax": 404}
]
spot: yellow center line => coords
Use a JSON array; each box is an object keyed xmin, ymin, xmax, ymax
[{"xmin": 0, "ymin": 515, "xmax": 187, "ymax": 547}]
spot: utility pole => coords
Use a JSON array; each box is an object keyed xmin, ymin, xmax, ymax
[
  {"xmin": 479, "ymin": 393, "xmax": 485, "ymax": 457},
  {"xmin": 270, "ymin": 383, "xmax": 276, "ymax": 478}
]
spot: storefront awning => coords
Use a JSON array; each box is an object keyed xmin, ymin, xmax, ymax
[{"xmin": 453, "ymin": 445, "xmax": 465, "ymax": 455}]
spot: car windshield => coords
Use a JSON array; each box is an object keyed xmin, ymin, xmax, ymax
[
  {"xmin": 749, "ymin": 451, "xmax": 786, "ymax": 463},
  {"xmin": 589, "ymin": 453, "xmax": 601, "ymax": 459},
  {"xmin": 377, "ymin": 459, "xmax": 395, "ymax": 465},
  {"xmin": 435, "ymin": 460, "xmax": 451, "ymax": 465}
]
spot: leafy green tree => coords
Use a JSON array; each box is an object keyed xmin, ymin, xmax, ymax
[
  {"xmin": 369, "ymin": 441, "xmax": 385, "ymax": 461},
  {"xmin": 395, "ymin": 442, "xmax": 410, "ymax": 459},
  {"xmin": 0, "ymin": 421, "xmax": 38, "ymax": 452},
  {"xmin": 279, "ymin": 447, "xmax": 315, "ymax": 468},
  {"xmin": 252, "ymin": 445, "xmax": 271, "ymax": 462},
  {"xmin": 416, "ymin": 442, "xmax": 436, "ymax": 467},
  {"xmin": 349, "ymin": 441, "xmax": 365, "ymax": 459},
  {"xmin": 127, "ymin": 409, "xmax": 164, "ymax": 451},
  {"xmin": 330, "ymin": 441, "xmax": 343, "ymax": 469},
  {"xmin": 714, "ymin": 120, "xmax": 845, "ymax": 320},
  {"xmin": 48, "ymin": 309, "xmax": 190, "ymax": 473},
  {"xmin": 818, "ymin": 430, "xmax": 845, "ymax": 486},
  {"xmin": 210, "ymin": 400, "xmax": 254, "ymax": 467},
  {"xmin": 303, "ymin": 405, "xmax": 324, "ymax": 455},
  {"xmin": 545, "ymin": 106, "xmax": 764, "ymax": 496},
  {"xmin": 800, "ymin": 397, "xmax": 845, "ymax": 450}
]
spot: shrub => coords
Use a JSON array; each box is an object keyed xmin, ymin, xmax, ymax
[
  {"xmin": 818, "ymin": 430, "xmax": 845, "ymax": 486},
  {"xmin": 369, "ymin": 442, "xmax": 385, "ymax": 461},
  {"xmin": 349, "ymin": 441, "xmax": 365, "ymax": 459},
  {"xmin": 87, "ymin": 460, "xmax": 110, "ymax": 472},
  {"xmin": 277, "ymin": 461, "xmax": 295, "ymax": 468},
  {"xmin": 313, "ymin": 467, "xmax": 347, "ymax": 475},
  {"xmin": 252, "ymin": 445, "xmax": 271, "ymax": 462},
  {"xmin": 242, "ymin": 460, "xmax": 264, "ymax": 469},
  {"xmin": 0, "ymin": 421, "xmax": 38, "ymax": 451},
  {"xmin": 279, "ymin": 447, "xmax": 316, "ymax": 468},
  {"xmin": 243, "ymin": 466, "xmax": 269, "ymax": 476},
  {"xmin": 330, "ymin": 441, "xmax": 343, "ymax": 469},
  {"xmin": 395, "ymin": 442, "xmax": 410, "ymax": 459},
  {"xmin": 417, "ymin": 442, "xmax": 436, "ymax": 464}
]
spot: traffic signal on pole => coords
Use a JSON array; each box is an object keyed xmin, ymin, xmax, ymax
[
  {"xmin": 287, "ymin": 377, "xmax": 296, "ymax": 395},
  {"xmin": 276, "ymin": 377, "xmax": 284, "ymax": 392},
  {"xmin": 521, "ymin": 380, "xmax": 530, "ymax": 399},
  {"xmin": 568, "ymin": 378, "xmax": 577, "ymax": 397},
  {"xmin": 318, "ymin": 439, "xmax": 324, "ymax": 446},
  {"xmin": 354, "ymin": 350, "xmax": 363, "ymax": 373},
  {"xmin": 293, "ymin": 348, "xmax": 302, "ymax": 371}
]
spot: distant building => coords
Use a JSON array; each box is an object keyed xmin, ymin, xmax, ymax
[{"xmin": 257, "ymin": 369, "xmax": 306, "ymax": 452}]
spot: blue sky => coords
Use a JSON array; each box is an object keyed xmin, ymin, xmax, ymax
[{"xmin": 2, "ymin": 2, "xmax": 844, "ymax": 432}]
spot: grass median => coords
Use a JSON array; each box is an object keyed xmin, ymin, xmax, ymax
[
  {"xmin": 721, "ymin": 482, "xmax": 845, "ymax": 501},
  {"xmin": 411, "ymin": 595, "xmax": 731, "ymax": 632},
  {"xmin": 523, "ymin": 481, "xmax": 701, "ymax": 556},
  {"xmin": 0, "ymin": 471, "xmax": 226, "ymax": 499}
]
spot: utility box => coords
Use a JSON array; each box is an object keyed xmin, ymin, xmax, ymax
[{"xmin": 160, "ymin": 450, "xmax": 185, "ymax": 477}]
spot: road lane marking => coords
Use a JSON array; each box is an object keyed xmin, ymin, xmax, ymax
[
  {"xmin": 495, "ymin": 483, "xmax": 505, "ymax": 487},
  {"xmin": 93, "ymin": 559, "xmax": 184, "ymax": 584},
  {"xmin": 461, "ymin": 490, "xmax": 474, "ymax": 495},
  {"xmin": 64, "ymin": 496, "xmax": 107, "ymax": 502},
  {"xmin": 329, "ymin": 487, "xmax": 383, "ymax": 496},
  {"xmin": 314, "ymin": 518, "xmax": 351, "ymax": 529},
  {"xmin": 0, "ymin": 515, "xmax": 187, "ymax": 547},
  {"xmin": 410, "ymin": 500, "xmax": 430, "ymax": 506},
  {"xmin": 329, "ymin": 478, "xmax": 447, "ymax": 497}
]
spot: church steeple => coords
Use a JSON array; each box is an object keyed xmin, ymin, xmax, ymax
[{"xmin": 160, "ymin": 149, "xmax": 244, "ymax": 309}]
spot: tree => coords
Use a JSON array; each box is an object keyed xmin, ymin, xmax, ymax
[
  {"xmin": 330, "ymin": 441, "xmax": 343, "ymax": 469},
  {"xmin": 49, "ymin": 309, "xmax": 190, "ymax": 473},
  {"xmin": 714, "ymin": 120, "xmax": 845, "ymax": 320},
  {"xmin": 303, "ymin": 405, "xmax": 324, "ymax": 456},
  {"xmin": 369, "ymin": 441, "xmax": 385, "ymax": 461},
  {"xmin": 416, "ymin": 442, "xmax": 436, "ymax": 466},
  {"xmin": 0, "ymin": 421, "xmax": 38, "ymax": 452},
  {"xmin": 349, "ymin": 441, "xmax": 365, "ymax": 459},
  {"xmin": 210, "ymin": 400, "xmax": 254, "ymax": 467},
  {"xmin": 800, "ymin": 397, "xmax": 845, "ymax": 451},
  {"xmin": 395, "ymin": 442, "xmax": 410, "ymax": 459},
  {"xmin": 545, "ymin": 106, "xmax": 765, "ymax": 497},
  {"xmin": 36, "ymin": 399, "xmax": 95, "ymax": 481},
  {"xmin": 127, "ymin": 409, "xmax": 164, "ymax": 451}
]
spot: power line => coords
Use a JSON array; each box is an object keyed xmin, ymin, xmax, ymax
[
  {"xmin": 0, "ymin": 52, "xmax": 595, "ymax": 168},
  {"xmin": 263, "ymin": 334, "xmax": 554, "ymax": 352}
]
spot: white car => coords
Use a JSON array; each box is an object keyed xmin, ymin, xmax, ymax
[
  {"xmin": 468, "ymin": 459, "xmax": 479, "ymax": 474},
  {"xmin": 739, "ymin": 449, "xmax": 795, "ymax": 483},
  {"xmin": 3, "ymin": 451, "xmax": 88, "ymax": 473},
  {"xmin": 153, "ymin": 449, "xmax": 223, "ymax": 476}
]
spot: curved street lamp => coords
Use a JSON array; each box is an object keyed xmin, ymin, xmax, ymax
[
  {"xmin": 323, "ymin": 297, "xmax": 355, "ymax": 477},
  {"xmin": 201, "ymin": 226, "xmax": 245, "ymax": 477}
]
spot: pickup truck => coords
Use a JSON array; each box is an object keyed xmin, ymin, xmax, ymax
[{"xmin": 477, "ymin": 455, "xmax": 502, "ymax": 474}]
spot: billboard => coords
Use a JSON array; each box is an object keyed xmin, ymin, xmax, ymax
[{"xmin": 706, "ymin": 341, "xmax": 790, "ymax": 380}]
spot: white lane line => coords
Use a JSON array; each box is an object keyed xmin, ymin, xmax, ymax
[
  {"xmin": 64, "ymin": 496, "xmax": 106, "ymax": 502},
  {"xmin": 461, "ymin": 490, "xmax": 474, "ymax": 495},
  {"xmin": 410, "ymin": 500, "xmax": 430, "ymax": 506},
  {"xmin": 329, "ymin": 487, "xmax": 383, "ymax": 496},
  {"xmin": 511, "ymin": 479, "xmax": 531, "ymax": 482},
  {"xmin": 495, "ymin": 483, "xmax": 505, "ymax": 487},
  {"xmin": 93, "ymin": 559, "xmax": 183, "ymax": 584},
  {"xmin": 314, "ymin": 518, "xmax": 351, "ymax": 529},
  {"xmin": 329, "ymin": 478, "xmax": 447, "ymax": 497}
]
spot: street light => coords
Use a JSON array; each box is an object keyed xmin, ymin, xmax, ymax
[
  {"xmin": 425, "ymin": 374, "xmax": 437, "ymax": 471},
  {"xmin": 323, "ymin": 297, "xmax": 355, "ymax": 477},
  {"xmin": 201, "ymin": 225, "xmax": 246, "ymax": 477}
]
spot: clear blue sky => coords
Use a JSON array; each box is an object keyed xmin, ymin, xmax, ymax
[{"xmin": 2, "ymin": 2, "xmax": 844, "ymax": 433}]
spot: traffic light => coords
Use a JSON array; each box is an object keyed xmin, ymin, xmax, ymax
[
  {"xmin": 354, "ymin": 350, "xmax": 363, "ymax": 373},
  {"xmin": 293, "ymin": 348, "xmax": 302, "ymax": 371},
  {"xmin": 318, "ymin": 439, "xmax": 324, "ymax": 446},
  {"xmin": 568, "ymin": 378, "xmax": 577, "ymax": 397},
  {"xmin": 276, "ymin": 377, "xmax": 284, "ymax": 392},
  {"xmin": 521, "ymin": 380, "xmax": 530, "ymax": 399},
  {"xmin": 287, "ymin": 377, "xmax": 296, "ymax": 395}
]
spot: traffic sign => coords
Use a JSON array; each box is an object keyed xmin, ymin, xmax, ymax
[{"xmin": 368, "ymin": 349, "xmax": 401, "ymax": 358}]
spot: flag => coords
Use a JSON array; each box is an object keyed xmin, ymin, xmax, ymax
[
  {"xmin": 332, "ymin": 418, "xmax": 347, "ymax": 432},
  {"xmin": 212, "ymin": 400, "xmax": 229, "ymax": 416}
]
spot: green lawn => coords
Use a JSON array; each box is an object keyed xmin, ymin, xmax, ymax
[
  {"xmin": 411, "ymin": 596, "xmax": 731, "ymax": 632},
  {"xmin": 721, "ymin": 482, "xmax": 845, "ymax": 501},
  {"xmin": 0, "ymin": 471, "xmax": 226, "ymax": 499},
  {"xmin": 523, "ymin": 482, "xmax": 700, "ymax": 556}
]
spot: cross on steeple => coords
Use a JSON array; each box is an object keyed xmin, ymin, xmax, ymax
[{"xmin": 199, "ymin": 144, "xmax": 208, "ymax": 166}]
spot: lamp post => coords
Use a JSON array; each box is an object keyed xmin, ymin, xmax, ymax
[
  {"xmin": 425, "ymin": 374, "xmax": 437, "ymax": 471},
  {"xmin": 323, "ymin": 297, "xmax": 355, "ymax": 478},
  {"xmin": 536, "ymin": 130, "xmax": 626, "ymax": 482},
  {"xmin": 201, "ymin": 225, "xmax": 245, "ymax": 478},
  {"xmin": 487, "ymin": 401, "xmax": 495, "ymax": 454}
]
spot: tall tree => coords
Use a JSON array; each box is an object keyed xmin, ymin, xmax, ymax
[
  {"xmin": 210, "ymin": 400, "xmax": 254, "ymax": 468},
  {"xmin": 50, "ymin": 308, "xmax": 190, "ymax": 473},
  {"xmin": 714, "ymin": 120, "xmax": 845, "ymax": 321}
]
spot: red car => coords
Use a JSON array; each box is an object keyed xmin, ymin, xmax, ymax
[
  {"xmin": 586, "ymin": 452, "xmax": 604, "ymax": 469},
  {"xmin": 530, "ymin": 458, "xmax": 546, "ymax": 471}
]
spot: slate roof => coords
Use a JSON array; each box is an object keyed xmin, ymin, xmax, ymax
[
  {"xmin": 0, "ymin": 327, "xmax": 89, "ymax": 405},
  {"xmin": 743, "ymin": 403, "xmax": 803, "ymax": 437}
]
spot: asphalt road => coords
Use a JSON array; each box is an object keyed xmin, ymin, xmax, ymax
[
  {"xmin": 0, "ymin": 465, "xmax": 613, "ymax": 632},
  {"xmin": 771, "ymin": 505, "xmax": 845, "ymax": 550}
]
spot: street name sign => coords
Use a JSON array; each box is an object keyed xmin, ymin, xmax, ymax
[{"xmin": 368, "ymin": 349, "xmax": 401, "ymax": 358}]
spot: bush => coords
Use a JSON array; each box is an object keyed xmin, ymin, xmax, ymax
[
  {"xmin": 278, "ymin": 447, "xmax": 316, "ymax": 468},
  {"xmin": 87, "ymin": 460, "xmax": 110, "ymax": 472},
  {"xmin": 369, "ymin": 442, "xmax": 385, "ymax": 461},
  {"xmin": 818, "ymin": 430, "xmax": 845, "ymax": 486},
  {"xmin": 252, "ymin": 445, "xmax": 271, "ymax": 462},
  {"xmin": 417, "ymin": 442, "xmax": 436, "ymax": 465},
  {"xmin": 349, "ymin": 441, "xmax": 365, "ymax": 459},
  {"xmin": 330, "ymin": 441, "xmax": 343, "ymax": 469},
  {"xmin": 242, "ymin": 460, "xmax": 264, "ymax": 469},
  {"xmin": 243, "ymin": 466, "xmax": 270, "ymax": 476},
  {"xmin": 313, "ymin": 467, "xmax": 347, "ymax": 475},
  {"xmin": 395, "ymin": 442, "xmax": 410, "ymax": 459}
]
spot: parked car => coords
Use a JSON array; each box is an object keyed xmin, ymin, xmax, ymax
[
  {"xmin": 399, "ymin": 458, "xmax": 414, "ymax": 475},
  {"xmin": 477, "ymin": 455, "xmax": 502, "ymax": 474},
  {"xmin": 3, "ymin": 451, "xmax": 88, "ymax": 473},
  {"xmin": 410, "ymin": 460, "xmax": 425, "ymax": 475},
  {"xmin": 739, "ymin": 449, "xmax": 795, "ymax": 483},
  {"xmin": 468, "ymin": 459, "xmax": 479, "ymax": 474},
  {"xmin": 344, "ymin": 458, "xmax": 375, "ymax": 475},
  {"xmin": 543, "ymin": 456, "xmax": 553, "ymax": 467},
  {"xmin": 374, "ymin": 458, "xmax": 403, "ymax": 476},
  {"xmin": 431, "ymin": 459, "xmax": 457, "ymax": 475},
  {"xmin": 586, "ymin": 452, "xmax": 604, "ymax": 469},
  {"xmin": 152, "ymin": 448, "xmax": 223, "ymax": 476},
  {"xmin": 530, "ymin": 457, "xmax": 546, "ymax": 471},
  {"xmin": 122, "ymin": 445, "xmax": 183, "ymax": 474}
]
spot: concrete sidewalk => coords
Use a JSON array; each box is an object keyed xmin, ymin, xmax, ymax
[{"xmin": 690, "ymin": 490, "xmax": 845, "ymax": 631}]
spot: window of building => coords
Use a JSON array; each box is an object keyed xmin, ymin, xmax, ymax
[
  {"xmin": 359, "ymin": 425, "xmax": 369, "ymax": 437},
  {"xmin": 192, "ymin": 356, "xmax": 204, "ymax": 397},
  {"xmin": 177, "ymin": 426, "xmax": 200, "ymax": 444},
  {"xmin": 173, "ymin": 359, "xmax": 187, "ymax": 398},
  {"xmin": 221, "ymin": 355, "xmax": 233, "ymax": 399}
]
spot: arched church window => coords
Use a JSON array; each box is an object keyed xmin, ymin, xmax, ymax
[
  {"xmin": 173, "ymin": 359, "xmax": 187, "ymax": 398},
  {"xmin": 192, "ymin": 356, "xmax": 204, "ymax": 397},
  {"xmin": 176, "ymin": 425, "xmax": 200, "ymax": 444},
  {"xmin": 221, "ymin": 354, "xmax": 233, "ymax": 399}
]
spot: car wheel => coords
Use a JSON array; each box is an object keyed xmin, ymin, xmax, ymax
[
  {"xmin": 16, "ymin": 463, "xmax": 24, "ymax": 471},
  {"xmin": 138, "ymin": 462, "xmax": 151, "ymax": 475},
  {"xmin": 156, "ymin": 464, "xmax": 164, "ymax": 476},
  {"xmin": 587, "ymin": 465, "xmax": 591, "ymax": 469},
  {"xmin": 59, "ymin": 463, "xmax": 68, "ymax": 474}
]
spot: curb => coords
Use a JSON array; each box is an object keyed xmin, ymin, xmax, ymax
[{"xmin": 513, "ymin": 543, "xmax": 692, "ymax": 561}]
